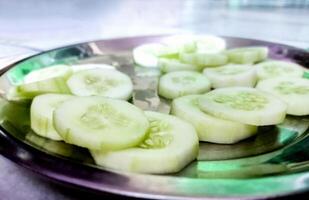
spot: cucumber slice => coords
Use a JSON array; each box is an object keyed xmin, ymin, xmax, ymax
[
  {"xmin": 256, "ymin": 77, "xmax": 309, "ymax": 116},
  {"xmin": 90, "ymin": 111, "xmax": 199, "ymax": 174},
  {"xmin": 133, "ymin": 43, "xmax": 177, "ymax": 67},
  {"xmin": 158, "ymin": 58, "xmax": 200, "ymax": 73},
  {"xmin": 159, "ymin": 71, "xmax": 211, "ymax": 99},
  {"xmin": 66, "ymin": 68, "xmax": 133, "ymax": 100},
  {"xmin": 53, "ymin": 96, "xmax": 149, "ymax": 150},
  {"xmin": 203, "ymin": 64, "xmax": 257, "ymax": 88},
  {"xmin": 180, "ymin": 52, "xmax": 228, "ymax": 67},
  {"xmin": 171, "ymin": 95, "xmax": 257, "ymax": 144},
  {"xmin": 5, "ymin": 86, "xmax": 31, "ymax": 102},
  {"xmin": 195, "ymin": 35, "xmax": 226, "ymax": 53},
  {"xmin": 198, "ymin": 87, "xmax": 287, "ymax": 125},
  {"xmin": 226, "ymin": 47, "xmax": 268, "ymax": 64},
  {"xmin": 163, "ymin": 35, "xmax": 226, "ymax": 53},
  {"xmin": 256, "ymin": 60, "xmax": 305, "ymax": 80},
  {"xmin": 23, "ymin": 64, "xmax": 71, "ymax": 84},
  {"xmin": 17, "ymin": 76, "xmax": 71, "ymax": 98},
  {"xmin": 31, "ymin": 94, "xmax": 73, "ymax": 140},
  {"xmin": 72, "ymin": 63, "xmax": 115, "ymax": 72}
]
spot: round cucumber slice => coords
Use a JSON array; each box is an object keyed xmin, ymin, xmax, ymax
[
  {"xmin": 256, "ymin": 77, "xmax": 309, "ymax": 116},
  {"xmin": 171, "ymin": 95, "xmax": 257, "ymax": 144},
  {"xmin": 158, "ymin": 58, "xmax": 200, "ymax": 73},
  {"xmin": 198, "ymin": 87, "xmax": 287, "ymax": 125},
  {"xmin": 53, "ymin": 97, "xmax": 149, "ymax": 150},
  {"xmin": 66, "ymin": 68, "xmax": 133, "ymax": 100},
  {"xmin": 159, "ymin": 71, "xmax": 211, "ymax": 99},
  {"xmin": 72, "ymin": 63, "xmax": 115, "ymax": 72},
  {"xmin": 31, "ymin": 94, "xmax": 74, "ymax": 140},
  {"xmin": 226, "ymin": 47, "xmax": 268, "ymax": 64},
  {"xmin": 17, "ymin": 76, "xmax": 71, "ymax": 98},
  {"xmin": 256, "ymin": 60, "xmax": 305, "ymax": 80},
  {"xmin": 162, "ymin": 34, "xmax": 226, "ymax": 53},
  {"xmin": 133, "ymin": 43, "xmax": 177, "ymax": 67},
  {"xmin": 180, "ymin": 52, "xmax": 228, "ymax": 67},
  {"xmin": 203, "ymin": 64, "xmax": 257, "ymax": 88},
  {"xmin": 195, "ymin": 35, "xmax": 226, "ymax": 53},
  {"xmin": 90, "ymin": 111, "xmax": 199, "ymax": 174},
  {"xmin": 23, "ymin": 64, "xmax": 72, "ymax": 84}
]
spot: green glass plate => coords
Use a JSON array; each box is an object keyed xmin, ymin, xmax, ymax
[{"xmin": 0, "ymin": 36, "xmax": 309, "ymax": 199}]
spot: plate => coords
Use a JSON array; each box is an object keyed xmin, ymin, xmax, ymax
[{"xmin": 0, "ymin": 36, "xmax": 309, "ymax": 199}]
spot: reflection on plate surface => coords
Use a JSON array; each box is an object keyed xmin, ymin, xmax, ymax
[{"xmin": 0, "ymin": 36, "xmax": 309, "ymax": 199}]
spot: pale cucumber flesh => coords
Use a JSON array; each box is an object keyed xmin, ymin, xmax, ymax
[
  {"xmin": 256, "ymin": 77, "xmax": 309, "ymax": 116},
  {"xmin": 198, "ymin": 87, "xmax": 287, "ymax": 126},
  {"xmin": 30, "ymin": 94, "xmax": 74, "ymax": 140},
  {"xmin": 171, "ymin": 95, "xmax": 257, "ymax": 144},
  {"xmin": 66, "ymin": 68, "xmax": 133, "ymax": 100},
  {"xmin": 203, "ymin": 64, "xmax": 257, "ymax": 88},
  {"xmin": 53, "ymin": 97, "xmax": 149, "ymax": 150},
  {"xmin": 226, "ymin": 47, "xmax": 268, "ymax": 64},
  {"xmin": 18, "ymin": 76, "xmax": 71, "ymax": 98},
  {"xmin": 159, "ymin": 71, "xmax": 211, "ymax": 99},
  {"xmin": 90, "ymin": 111, "xmax": 199, "ymax": 174},
  {"xmin": 256, "ymin": 60, "xmax": 305, "ymax": 80}
]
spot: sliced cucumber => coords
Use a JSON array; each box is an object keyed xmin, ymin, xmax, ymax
[
  {"xmin": 31, "ymin": 94, "xmax": 73, "ymax": 140},
  {"xmin": 256, "ymin": 77, "xmax": 309, "ymax": 116},
  {"xmin": 256, "ymin": 60, "xmax": 305, "ymax": 80},
  {"xmin": 198, "ymin": 87, "xmax": 287, "ymax": 125},
  {"xmin": 72, "ymin": 63, "xmax": 115, "ymax": 72},
  {"xmin": 66, "ymin": 68, "xmax": 133, "ymax": 100},
  {"xmin": 162, "ymin": 35, "xmax": 226, "ymax": 53},
  {"xmin": 159, "ymin": 71, "xmax": 211, "ymax": 99},
  {"xmin": 158, "ymin": 58, "xmax": 200, "ymax": 73},
  {"xmin": 133, "ymin": 43, "xmax": 177, "ymax": 67},
  {"xmin": 23, "ymin": 64, "xmax": 71, "ymax": 84},
  {"xmin": 203, "ymin": 64, "xmax": 257, "ymax": 88},
  {"xmin": 171, "ymin": 95, "xmax": 257, "ymax": 144},
  {"xmin": 90, "ymin": 111, "xmax": 199, "ymax": 174},
  {"xmin": 5, "ymin": 86, "xmax": 31, "ymax": 102},
  {"xmin": 195, "ymin": 35, "xmax": 226, "ymax": 53},
  {"xmin": 226, "ymin": 47, "xmax": 268, "ymax": 64},
  {"xmin": 53, "ymin": 96, "xmax": 149, "ymax": 150},
  {"xmin": 17, "ymin": 76, "xmax": 71, "ymax": 98},
  {"xmin": 180, "ymin": 52, "xmax": 228, "ymax": 67}
]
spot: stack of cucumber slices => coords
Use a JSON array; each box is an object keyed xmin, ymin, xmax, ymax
[{"xmin": 4, "ymin": 35, "xmax": 308, "ymax": 175}]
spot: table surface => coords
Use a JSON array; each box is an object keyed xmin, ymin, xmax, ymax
[{"xmin": 1, "ymin": 0, "xmax": 309, "ymax": 199}]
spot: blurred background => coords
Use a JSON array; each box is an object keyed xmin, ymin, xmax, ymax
[{"xmin": 0, "ymin": 0, "xmax": 309, "ymax": 199}]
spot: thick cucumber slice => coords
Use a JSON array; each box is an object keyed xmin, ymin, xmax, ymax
[
  {"xmin": 171, "ymin": 95, "xmax": 257, "ymax": 144},
  {"xmin": 180, "ymin": 52, "xmax": 228, "ymax": 67},
  {"xmin": 256, "ymin": 77, "xmax": 309, "ymax": 116},
  {"xmin": 203, "ymin": 64, "xmax": 257, "ymax": 88},
  {"xmin": 31, "ymin": 94, "xmax": 73, "ymax": 140},
  {"xmin": 133, "ymin": 43, "xmax": 177, "ymax": 67},
  {"xmin": 226, "ymin": 47, "xmax": 268, "ymax": 64},
  {"xmin": 158, "ymin": 58, "xmax": 200, "ymax": 73},
  {"xmin": 23, "ymin": 64, "xmax": 72, "ymax": 84},
  {"xmin": 256, "ymin": 60, "xmax": 305, "ymax": 80},
  {"xmin": 90, "ymin": 111, "xmax": 199, "ymax": 174},
  {"xmin": 17, "ymin": 76, "xmax": 71, "ymax": 98},
  {"xmin": 159, "ymin": 71, "xmax": 211, "ymax": 99},
  {"xmin": 163, "ymin": 35, "xmax": 226, "ymax": 53},
  {"xmin": 5, "ymin": 86, "xmax": 31, "ymax": 102},
  {"xmin": 72, "ymin": 63, "xmax": 115, "ymax": 72},
  {"xmin": 66, "ymin": 68, "xmax": 133, "ymax": 100},
  {"xmin": 195, "ymin": 35, "xmax": 226, "ymax": 53},
  {"xmin": 53, "ymin": 97, "xmax": 149, "ymax": 150},
  {"xmin": 198, "ymin": 87, "xmax": 287, "ymax": 125}
]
